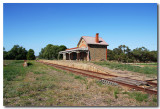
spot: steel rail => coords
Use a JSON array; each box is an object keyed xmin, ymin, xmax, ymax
[
  {"xmin": 44, "ymin": 61, "xmax": 117, "ymax": 77},
  {"xmin": 124, "ymin": 77, "xmax": 157, "ymax": 87},
  {"xmin": 43, "ymin": 61, "xmax": 157, "ymax": 87},
  {"xmin": 38, "ymin": 60, "xmax": 157, "ymax": 95},
  {"xmin": 146, "ymin": 81, "xmax": 157, "ymax": 86}
]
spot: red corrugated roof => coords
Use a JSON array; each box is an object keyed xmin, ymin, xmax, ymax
[
  {"xmin": 67, "ymin": 35, "xmax": 109, "ymax": 51},
  {"xmin": 82, "ymin": 36, "xmax": 109, "ymax": 46}
]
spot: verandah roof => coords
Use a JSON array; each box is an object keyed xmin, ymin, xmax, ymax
[{"xmin": 59, "ymin": 47, "xmax": 88, "ymax": 54}]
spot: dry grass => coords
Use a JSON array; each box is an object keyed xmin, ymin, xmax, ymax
[
  {"xmin": 3, "ymin": 60, "xmax": 157, "ymax": 106},
  {"xmin": 93, "ymin": 61, "xmax": 157, "ymax": 75}
]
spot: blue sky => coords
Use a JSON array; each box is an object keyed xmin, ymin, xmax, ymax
[{"xmin": 3, "ymin": 3, "xmax": 157, "ymax": 56}]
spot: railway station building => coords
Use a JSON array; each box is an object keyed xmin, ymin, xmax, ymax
[{"xmin": 59, "ymin": 33, "xmax": 109, "ymax": 61}]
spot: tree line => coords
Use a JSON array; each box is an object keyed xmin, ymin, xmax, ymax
[
  {"xmin": 3, "ymin": 44, "xmax": 67, "ymax": 60},
  {"xmin": 107, "ymin": 45, "xmax": 157, "ymax": 63},
  {"xmin": 3, "ymin": 45, "xmax": 35, "ymax": 60},
  {"xmin": 4, "ymin": 44, "xmax": 157, "ymax": 63}
]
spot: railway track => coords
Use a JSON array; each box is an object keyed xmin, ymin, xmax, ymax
[{"xmin": 37, "ymin": 60, "xmax": 157, "ymax": 95}]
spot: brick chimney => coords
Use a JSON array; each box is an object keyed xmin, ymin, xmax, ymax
[{"xmin": 95, "ymin": 33, "xmax": 99, "ymax": 43}]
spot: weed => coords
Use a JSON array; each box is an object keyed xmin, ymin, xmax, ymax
[
  {"xmin": 127, "ymin": 92, "xmax": 148, "ymax": 102},
  {"xmin": 113, "ymin": 89, "xmax": 119, "ymax": 99},
  {"xmin": 86, "ymin": 85, "xmax": 89, "ymax": 89},
  {"xmin": 96, "ymin": 81, "xmax": 103, "ymax": 87},
  {"xmin": 74, "ymin": 75, "xmax": 86, "ymax": 81},
  {"xmin": 153, "ymin": 97, "xmax": 157, "ymax": 102},
  {"xmin": 122, "ymin": 91, "xmax": 128, "ymax": 94},
  {"xmin": 34, "ymin": 71, "xmax": 46, "ymax": 74},
  {"xmin": 114, "ymin": 91, "xmax": 118, "ymax": 99}
]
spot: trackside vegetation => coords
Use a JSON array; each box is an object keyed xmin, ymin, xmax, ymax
[
  {"xmin": 3, "ymin": 60, "xmax": 157, "ymax": 106},
  {"xmin": 93, "ymin": 61, "xmax": 157, "ymax": 75}
]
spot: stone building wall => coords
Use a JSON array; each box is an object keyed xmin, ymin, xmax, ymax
[{"xmin": 89, "ymin": 44, "xmax": 107, "ymax": 61}]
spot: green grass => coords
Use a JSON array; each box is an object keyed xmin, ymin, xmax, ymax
[
  {"xmin": 93, "ymin": 61, "xmax": 157, "ymax": 75},
  {"xmin": 135, "ymin": 63, "xmax": 157, "ymax": 65},
  {"xmin": 113, "ymin": 88, "xmax": 119, "ymax": 99},
  {"xmin": 153, "ymin": 97, "xmax": 157, "ymax": 102},
  {"xmin": 96, "ymin": 81, "xmax": 103, "ymax": 87},
  {"xmin": 3, "ymin": 60, "xmax": 27, "ymax": 81},
  {"xmin": 74, "ymin": 75, "xmax": 86, "ymax": 81},
  {"xmin": 34, "ymin": 71, "xmax": 46, "ymax": 74},
  {"xmin": 125, "ymin": 92, "xmax": 148, "ymax": 102}
]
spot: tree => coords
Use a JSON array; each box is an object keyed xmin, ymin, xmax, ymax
[
  {"xmin": 132, "ymin": 47, "xmax": 149, "ymax": 62},
  {"xmin": 3, "ymin": 45, "xmax": 37, "ymax": 60},
  {"xmin": 42, "ymin": 44, "xmax": 59, "ymax": 59},
  {"xmin": 39, "ymin": 48, "xmax": 45, "ymax": 59},
  {"xmin": 6, "ymin": 45, "xmax": 28, "ymax": 60},
  {"xmin": 27, "ymin": 49, "xmax": 36, "ymax": 60},
  {"xmin": 107, "ymin": 49, "xmax": 115, "ymax": 60},
  {"xmin": 3, "ymin": 47, "xmax": 8, "ymax": 60},
  {"xmin": 39, "ymin": 44, "xmax": 67, "ymax": 60},
  {"xmin": 57, "ymin": 45, "xmax": 67, "ymax": 59},
  {"xmin": 107, "ymin": 45, "xmax": 157, "ymax": 63},
  {"xmin": 145, "ymin": 50, "xmax": 157, "ymax": 62},
  {"xmin": 149, "ymin": 51, "xmax": 157, "ymax": 62},
  {"xmin": 112, "ymin": 45, "xmax": 131, "ymax": 62}
]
